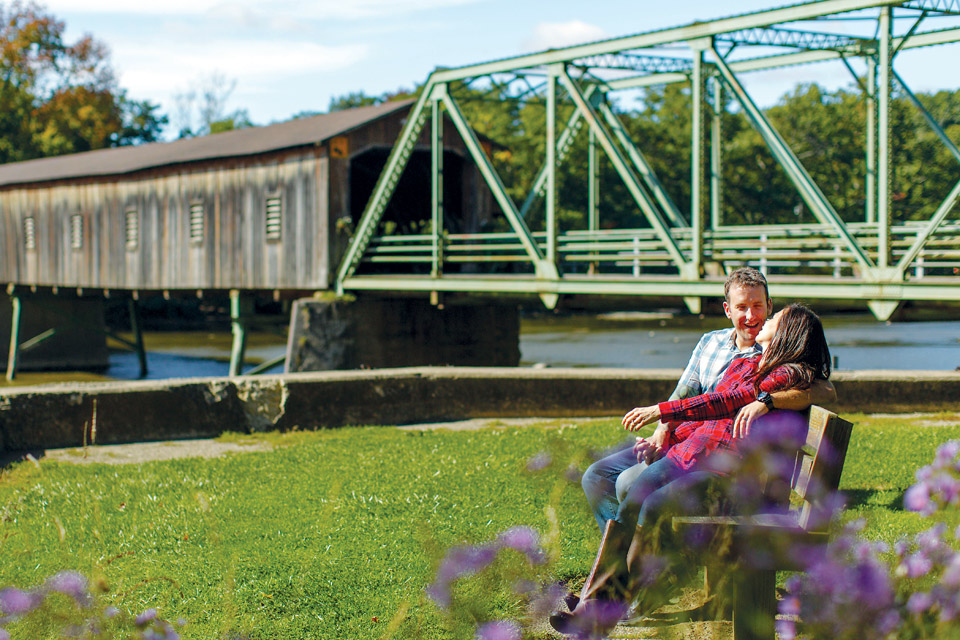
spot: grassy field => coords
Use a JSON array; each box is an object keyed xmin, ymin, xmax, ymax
[{"xmin": 1, "ymin": 411, "xmax": 959, "ymax": 639}]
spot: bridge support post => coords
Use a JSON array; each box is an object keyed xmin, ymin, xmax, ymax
[
  {"xmin": 710, "ymin": 74, "xmax": 723, "ymax": 231},
  {"xmin": 431, "ymin": 88, "xmax": 445, "ymax": 279},
  {"xmin": 877, "ymin": 7, "xmax": 893, "ymax": 269},
  {"xmin": 229, "ymin": 291, "xmax": 252, "ymax": 377},
  {"xmin": 128, "ymin": 297, "xmax": 148, "ymax": 379},
  {"xmin": 6, "ymin": 292, "xmax": 21, "ymax": 381},
  {"xmin": 865, "ymin": 54, "xmax": 878, "ymax": 225}
]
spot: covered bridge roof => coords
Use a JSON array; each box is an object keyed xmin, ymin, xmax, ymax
[{"xmin": 0, "ymin": 99, "xmax": 414, "ymax": 188}]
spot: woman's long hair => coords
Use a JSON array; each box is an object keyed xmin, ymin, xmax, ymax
[{"xmin": 752, "ymin": 303, "xmax": 831, "ymax": 390}]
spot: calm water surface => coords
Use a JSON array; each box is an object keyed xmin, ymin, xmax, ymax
[{"xmin": 2, "ymin": 313, "xmax": 958, "ymax": 387}]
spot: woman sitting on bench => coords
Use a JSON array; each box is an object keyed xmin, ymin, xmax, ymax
[{"xmin": 552, "ymin": 303, "xmax": 832, "ymax": 637}]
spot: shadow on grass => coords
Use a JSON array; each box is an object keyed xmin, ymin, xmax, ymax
[
  {"xmin": 0, "ymin": 448, "xmax": 47, "ymax": 469},
  {"xmin": 843, "ymin": 488, "xmax": 906, "ymax": 511}
]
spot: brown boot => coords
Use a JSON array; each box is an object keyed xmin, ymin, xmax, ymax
[{"xmin": 551, "ymin": 520, "xmax": 634, "ymax": 636}]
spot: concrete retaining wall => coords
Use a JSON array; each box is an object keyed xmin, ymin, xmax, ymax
[{"xmin": 1, "ymin": 367, "xmax": 959, "ymax": 454}]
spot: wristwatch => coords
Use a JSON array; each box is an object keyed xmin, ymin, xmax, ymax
[{"xmin": 757, "ymin": 391, "xmax": 776, "ymax": 411}]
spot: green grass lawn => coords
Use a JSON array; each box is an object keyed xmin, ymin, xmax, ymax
[{"xmin": 1, "ymin": 412, "xmax": 959, "ymax": 639}]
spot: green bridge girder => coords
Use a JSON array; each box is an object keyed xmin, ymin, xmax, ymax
[{"xmin": 335, "ymin": 0, "xmax": 960, "ymax": 320}]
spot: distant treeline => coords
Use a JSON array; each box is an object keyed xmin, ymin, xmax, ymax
[{"xmin": 333, "ymin": 81, "xmax": 960, "ymax": 230}]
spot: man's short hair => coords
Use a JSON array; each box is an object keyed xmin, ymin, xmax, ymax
[{"xmin": 724, "ymin": 267, "xmax": 769, "ymax": 303}]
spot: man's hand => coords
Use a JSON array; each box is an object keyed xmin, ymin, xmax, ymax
[
  {"xmin": 633, "ymin": 437, "xmax": 656, "ymax": 464},
  {"xmin": 733, "ymin": 400, "xmax": 768, "ymax": 439},
  {"xmin": 622, "ymin": 405, "xmax": 661, "ymax": 431}
]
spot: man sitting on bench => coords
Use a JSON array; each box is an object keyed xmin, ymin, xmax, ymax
[{"xmin": 553, "ymin": 303, "xmax": 834, "ymax": 638}]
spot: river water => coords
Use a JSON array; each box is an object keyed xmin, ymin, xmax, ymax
[{"xmin": 1, "ymin": 313, "xmax": 958, "ymax": 388}]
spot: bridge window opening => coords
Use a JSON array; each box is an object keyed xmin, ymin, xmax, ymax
[
  {"xmin": 70, "ymin": 213, "xmax": 83, "ymax": 250},
  {"xmin": 23, "ymin": 216, "xmax": 35, "ymax": 251},
  {"xmin": 189, "ymin": 200, "xmax": 204, "ymax": 245},
  {"xmin": 125, "ymin": 209, "xmax": 139, "ymax": 250},
  {"xmin": 265, "ymin": 193, "xmax": 282, "ymax": 241}
]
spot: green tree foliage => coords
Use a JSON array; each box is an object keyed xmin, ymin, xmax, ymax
[
  {"xmin": 337, "ymin": 76, "xmax": 960, "ymax": 230},
  {"xmin": 0, "ymin": 1, "xmax": 164, "ymax": 162}
]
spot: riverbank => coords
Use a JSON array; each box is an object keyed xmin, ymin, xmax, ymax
[{"xmin": 2, "ymin": 367, "xmax": 959, "ymax": 456}]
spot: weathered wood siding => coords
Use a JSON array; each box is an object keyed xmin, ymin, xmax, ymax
[
  {"xmin": 0, "ymin": 148, "xmax": 330, "ymax": 291},
  {"xmin": 0, "ymin": 106, "xmax": 492, "ymax": 293}
]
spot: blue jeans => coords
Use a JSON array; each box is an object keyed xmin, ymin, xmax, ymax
[{"xmin": 581, "ymin": 440, "xmax": 646, "ymax": 530}]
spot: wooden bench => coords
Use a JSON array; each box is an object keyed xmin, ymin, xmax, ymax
[{"xmin": 671, "ymin": 405, "xmax": 854, "ymax": 640}]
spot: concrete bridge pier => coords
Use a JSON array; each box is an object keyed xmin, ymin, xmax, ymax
[{"xmin": 284, "ymin": 296, "xmax": 521, "ymax": 372}]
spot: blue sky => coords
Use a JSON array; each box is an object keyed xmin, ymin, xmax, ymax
[{"xmin": 45, "ymin": 0, "xmax": 960, "ymax": 134}]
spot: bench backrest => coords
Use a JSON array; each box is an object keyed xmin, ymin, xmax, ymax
[{"xmin": 791, "ymin": 405, "xmax": 853, "ymax": 531}]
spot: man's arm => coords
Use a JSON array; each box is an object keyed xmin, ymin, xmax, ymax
[
  {"xmin": 732, "ymin": 378, "xmax": 836, "ymax": 438},
  {"xmin": 770, "ymin": 378, "xmax": 836, "ymax": 409}
]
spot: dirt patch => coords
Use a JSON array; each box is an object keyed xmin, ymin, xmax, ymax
[{"xmin": 41, "ymin": 439, "xmax": 273, "ymax": 465}]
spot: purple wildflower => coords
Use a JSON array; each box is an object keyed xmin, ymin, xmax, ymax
[
  {"xmin": 0, "ymin": 587, "xmax": 38, "ymax": 616},
  {"xmin": 498, "ymin": 526, "xmax": 546, "ymax": 564},
  {"xmin": 0, "ymin": 628, "xmax": 9, "ymax": 640},
  {"xmin": 634, "ymin": 554, "xmax": 669, "ymax": 588},
  {"xmin": 563, "ymin": 465, "xmax": 582, "ymax": 483},
  {"xmin": 527, "ymin": 582, "xmax": 566, "ymax": 617},
  {"xmin": 899, "ymin": 552, "xmax": 933, "ymax": 578},
  {"xmin": 570, "ymin": 599, "xmax": 629, "ymax": 637},
  {"xmin": 104, "ymin": 606, "xmax": 120, "ymax": 618},
  {"xmin": 907, "ymin": 591, "xmax": 934, "ymax": 615},
  {"xmin": 427, "ymin": 543, "xmax": 499, "ymax": 608},
  {"xmin": 135, "ymin": 608, "xmax": 159, "ymax": 626},
  {"xmin": 475, "ymin": 620, "xmax": 521, "ymax": 640},
  {"xmin": 45, "ymin": 571, "xmax": 92, "ymax": 607},
  {"xmin": 775, "ymin": 618, "xmax": 797, "ymax": 640},
  {"xmin": 904, "ymin": 483, "xmax": 932, "ymax": 514},
  {"xmin": 943, "ymin": 554, "xmax": 960, "ymax": 588},
  {"xmin": 526, "ymin": 451, "xmax": 551, "ymax": 472}
]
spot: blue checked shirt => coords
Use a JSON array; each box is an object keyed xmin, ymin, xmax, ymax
[{"xmin": 668, "ymin": 328, "xmax": 762, "ymax": 401}]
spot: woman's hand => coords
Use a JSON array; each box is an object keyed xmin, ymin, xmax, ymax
[
  {"xmin": 733, "ymin": 400, "xmax": 769, "ymax": 439},
  {"xmin": 622, "ymin": 405, "xmax": 661, "ymax": 431}
]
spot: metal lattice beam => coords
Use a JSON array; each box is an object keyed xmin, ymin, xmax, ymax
[
  {"xmin": 572, "ymin": 53, "xmax": 694, "ymax": 74},
  {"xmin": 902, "ymin": 0, "xmax": 960, "ymax": 13},
  {"xmin": 717, "ymin": 27, "xmax": 867, "ymax": 50}
]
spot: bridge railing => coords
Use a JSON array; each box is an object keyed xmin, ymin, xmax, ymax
[{"xmin": 361, "ymin": 221, "xmax": 960, "ymax": 278}]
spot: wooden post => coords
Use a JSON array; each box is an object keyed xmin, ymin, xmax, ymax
[
  {"xmin": 229, "ymin": 290, "xmax": 252, "ymax": 377},
  {"xmin": 6, "ymin": 292, "xmax": 21, "ymax": 381},
  {"xmin": 732, "ymin": 568, "xmax": 776, "ymax": 640},
  {"xmin": 128, "ymin": 297, "xmax": 148, "ymax": 379}
]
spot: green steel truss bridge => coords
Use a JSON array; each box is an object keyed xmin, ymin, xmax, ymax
[{"xmin": 336, "ymin": 0, "xmax": 960, "ymax": 320}]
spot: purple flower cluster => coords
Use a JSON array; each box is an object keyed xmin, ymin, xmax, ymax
[
  {"xmin": 428, "ymin": 525, "xmax": 557, "ymax": 639},
  {"xmin": 890, "ymin": 523, "xmax": 960, "ymax": 624},
  {"xmin": 0, "ymin": 571, "xmax": 183, "ymax": 640},
  {"xmin": 427, "ymin": 525, "xmax": 548, "ymax": 609},
  {"xmin": 778, "ymin": 520, "xmax": 900, "ymax": 640},
  {"xmin": 904, "ymin": 440, "xmax": 960, "ymax": 516}
]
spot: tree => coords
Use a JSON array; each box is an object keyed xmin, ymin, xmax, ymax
[
  {"xmin": 0, "ymin": 1, "xmax": 162, "ymax": 162},
  {"xmin": 173, "ymin": 71, "xmax": 252, "ymax": 138}
]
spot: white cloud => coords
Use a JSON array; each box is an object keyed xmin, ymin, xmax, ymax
[
  {"xmin": 524, "ymin": 20, "xmax": 607, "ymax": 52},
  {"xmin": 115, "ymin": 39, "xmax": 369, "ymax": 97},
  {"xmin": 45, "ymin": 0, "xmax": 477, "ymax": 20}
]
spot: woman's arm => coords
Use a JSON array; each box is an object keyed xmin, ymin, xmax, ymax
[{"xmin": 658, "ymin": 364, "xmax": 798, "ymax": 424}]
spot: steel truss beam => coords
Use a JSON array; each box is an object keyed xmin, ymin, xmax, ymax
[
  {"xmin": 903, "ymin": 0, "xmax": 960, "ymax": 13},
  {"xmin": 571, "ymin": 53, "xmax": 694, "ymax": 74},
  {"xmin": 558, "ymin": 68, "xmax": 691, "ymax": 274},
  {"xmin": 711, "ymin": 49, "xmax": 875, "ymax": 272},
  {"xmin": 335, "ymin": 0, "xmax": 960, "ymax": 314},
  {"xmin": 717, "ymin": 27, "xmax": 866, "ymax": 50}
]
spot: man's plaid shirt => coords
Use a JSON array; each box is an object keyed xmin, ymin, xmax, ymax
[
  {"xmin": 657, "ymin": 357, "xmax": 798, "ymax": 470},
  {"xmin": 670, "ymin": 328, "xmax": 762, "ymax": 401}
]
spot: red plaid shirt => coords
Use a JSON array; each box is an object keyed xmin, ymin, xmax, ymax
[{"xmin": 657, "ymin": 357, "xmax": 798, "ymax": 470}]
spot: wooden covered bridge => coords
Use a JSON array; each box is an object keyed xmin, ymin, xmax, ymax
[{"xmin": 0, "ymin": 101, "xmax": 504, "ymax": 378}]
